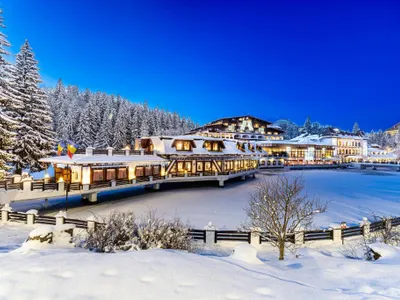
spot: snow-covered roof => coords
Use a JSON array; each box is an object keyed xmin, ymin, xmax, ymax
[
  {"xmin": 254, "ymin": 134, "xmax": 333, "ymax": 147},
  {"xmin": 142, "ymin": 135, "xmax": 265, "ymax": 156},
  {"xmin": 39, "ymin": 154, "xmax": 167, "ymax": 165}
]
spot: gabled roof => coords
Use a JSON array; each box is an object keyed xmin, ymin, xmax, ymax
[
  {"xmin": 319, "ymin": 127, "xmax": 366, "ymax": 138},
  {"xmin": 208, "ymin": 115, "xmax": 272, "ymax": 126},
  {"xmin": 386, "ymin": 122, "xmax": 400, "ymax": 131}
]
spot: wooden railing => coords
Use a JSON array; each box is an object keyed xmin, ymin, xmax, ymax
[{"xmin": 2, "ymin": 211, "xmax": 400, "ymax": 246}]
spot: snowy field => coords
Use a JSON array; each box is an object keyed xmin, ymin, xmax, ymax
[
  {"xmin": 11, "ymin": 169, "xmax": 400, "ymax": 229},
  {"xmin": 1, "ymin": 223, "xmax": 400, "ymax": 299},
  {"xmin": 3, "ymin": 169, "xmax": 400, "ymax": 299}
]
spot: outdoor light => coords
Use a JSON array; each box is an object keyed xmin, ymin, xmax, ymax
[{"xmin": 58, "ymin": 177, "xmax": 64, "ymax": 183}]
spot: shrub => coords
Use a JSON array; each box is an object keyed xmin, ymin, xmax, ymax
[
  {"xmin": 83, "ymin": 210, "xmax": 193, "ymax": 253},
  {"xmin": 84, "ymin": 211, "xmax": 136, "ymax": 253}
]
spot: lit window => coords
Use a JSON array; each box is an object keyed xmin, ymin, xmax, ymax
[
  {"xmin": 93, "ymin": 170, "xmax": 104, "ymax": 182},
  {"xmin": 118, "ymin": 168, "xmax": 127, "ymax": 179},
  {"xmin": 106, "ymin": 169, "xmax": 116, "ymax": 180}
]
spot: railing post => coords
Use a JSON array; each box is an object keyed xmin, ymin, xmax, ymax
[
  {"xmin": 111, "ymin": 179, "xmax": 116, "ymax": 187},
  {"xmin": 332, "ymin": 227, "xmax": 342, "ymax": 244},
  {"xmin": 361, "ymin": 217, "xmax": 370, "ymax": 239},
  {"xmin": 87, "ymin": 216, "xmax": 96, "ymax": 231},
  {"xmin": 140, "ymin": 149, "xmax": 144, "ymax": 156},
  {"xmin": 295, "ymin": 231, "xmax": 304, "ymax": 246},
  {"xmin": 149, "ymin": 176, "xmax": 153, "ymax": 182},
  {"xmin": 22, "ymin": 177, "xmax": 32, "ymax": 192},
  {"xmin": 125, "ymin": 148, "xmax": 130, "ymax": 156},
  {"xmin": 58, "ymin": 180, "xmax": 65, "ymax": 192},
  {"xmin": 86, "ymin": 146, "xmax": 94, "ymax": 156},
  {"xmin": 250, "ymin": 228, "xmax": 261, "ymax": 247},
  {"xmin": 55, "ymin": 211, "xmax": 66, "ymax": 226},
  {"xmin": 1, "ymin": 204, "xmax": 11, "ymax": 223},
  {"xmin": 204, "ymin": 222, "xmax": 216, "ymax": 246},
  {"xmin": 26, "ymin": 210, "xmax": 38, "ymax": 226},
  {"xmin": 385, "ymin": 218, "xmax": 392, "ymax": 234},
  {"xmin": 107, "ymin": 146, "xmax": 113, "ymax": 156}
]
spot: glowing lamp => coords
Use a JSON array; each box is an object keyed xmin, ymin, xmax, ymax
[{"xmin": 58, "ymin": 177, "xmax": 64, "ymax": 183}]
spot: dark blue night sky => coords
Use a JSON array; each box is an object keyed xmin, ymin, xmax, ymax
[{"xmin": 3, "ymin": 0, "xmax": 400, "ymax": 131}]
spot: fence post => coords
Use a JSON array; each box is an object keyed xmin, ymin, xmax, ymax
[
  {"xmin": 295, "ymin": 231, "xmax": 304, "ymax": 246},
  {"xmin": 22, "ymin": 178, "xmax": 33, "ymax": 192},
  {"xmin": 332, "ymin": 227, "xmax": 342, "ymax": 244},
  {"xmin": 204, "ymin": 222, "xmax": 216, "ymax": 246},
  {"xmin": 250, "ymin": 229, "xmax": 261, "ymax": 247},
  {"xmin": 87, "ymin": 216, "xmax": 96, "ymax": 231},
  {"xmin": 1, "ymin": 204, "xmax": 11, "ymax": 223},
  {"xmin": 107, "ymin": 147, "xmax": 113, "ymax": 156},
  {"xmin": 111, "ymin": 179, "xmax": 116, "ymax": 187},
  {"xmin": 385, "ymin": 218, "xmax": 392, "ymax": 232},
  {"xmin": 27, "ymin": 212, "xmax": 36, "ymax": 226},
  {"xmin": 58, "ymin": 180, "xmax": 65, "ymax": 192},
  {"xmin": 55, "ymin": 211, "xmax": 66, "ymax": 226},
  {"xmin": 361, "ymin": 217, "xmax": 370, "ymax": 239}
]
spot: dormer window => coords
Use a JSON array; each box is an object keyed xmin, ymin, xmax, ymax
[
  {"xmin": 204, "ymin": 140, "xmax": 225, "ymax": 152},
  {"xmin": 173, "ymin": 139, "xmax": 195, "ymax": 151}
]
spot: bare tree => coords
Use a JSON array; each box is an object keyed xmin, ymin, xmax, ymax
[{"xmin": 244, "ymin": 174, "xmax": 327, "ymax": 260}]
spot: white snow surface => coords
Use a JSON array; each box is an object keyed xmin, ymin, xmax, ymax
[
  {"xmin": 1, "ymin": 223, "xmax": 400, "ymax": 299},
  {"xmin": 13, "ymin": 169, "xmax": 400, "ymax": 229},
  {"xmin": 230, "ymin": 244, "xmax": 263, "ymax": 264}
]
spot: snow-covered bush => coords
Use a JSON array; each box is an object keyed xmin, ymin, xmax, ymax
[
  {"xmin": 84, "ymin": 211, "xmax": 136, "ymax": 252},
  {"xmin": 83, "ymin": 210, "xmax": 193, "ymax": 253},
  {"xmin": 341, "ymin": 237, "xmax": 381, "ymax": 261},
  {"xmin": 134, "ymin": 211, "xmax": 192, "ymax": 251}
]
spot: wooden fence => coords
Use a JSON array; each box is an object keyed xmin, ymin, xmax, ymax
[{"xmin": 2, "ymin": 209, "xmax": 399, "ymax": 246}]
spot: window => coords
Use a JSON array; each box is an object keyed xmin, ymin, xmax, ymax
[
  {"xmin": 135, "ymin": 167, "xmax": 144, "ymax": 177},
  {"xmin": 176, "ymin": 140, "xmax": 192, "ymax": 151},
  {"xmin": 118, "ymin": 168, "xmax": 127, "ymax": 179},
  {"xmin": 212, "ymin": 143, "xmax": 219, "ymax": 151},
  {"xmin": 93, "ymin": 170, "xmax": 104, "ymax": 182},
  {"xmin": 205, "ymin": 162, "xmax": 211, "ymax": 171},
  {"xmin": 153, "ymin": 166, "xmax": 160, "ymax": 175},
  {"xmin": 197, "ymin": 162, "xmax": 203, "ymax": 172},
  {"xmin": 106, "ymin": 169, "xmax": 116, "ymax": 180},
  {"xmin": 145, "ymin": 166, "xmax": 152, "ymax": 176}
]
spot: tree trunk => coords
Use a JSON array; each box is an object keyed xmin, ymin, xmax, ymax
[{"xmin": 279, "ymin": 241, "xmax": 285, "ymax": 260}]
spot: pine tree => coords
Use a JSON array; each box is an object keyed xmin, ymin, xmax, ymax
[
  {"xmin": 303, "ymin": 117, "xmax": 312, "ymax": 134},
  {"xmin": 95, "ymin": 104, "xmax": 114, "ymax": 148},
  {"xmin": 112, "ymin": 99, "xmax": 130, "ymax": 148},
  {"xmin": 352, "ymin": 122, "xmax": 360, "ymax": 133},
  {"xmin": 76, "ymin": 103, "xmax": 92, "ymax": 148},
  {"xmin": 11, "ymin": 40, "xmax": 55, "ymax": 173},
  {"xmin": 0, "ymin": 11, "xmax": 22, "ymax": 171}
]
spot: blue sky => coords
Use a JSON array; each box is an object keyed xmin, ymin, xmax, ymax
[{"xmin": 2, "ymin": 0, "xmax": 400, "ymax": 131}]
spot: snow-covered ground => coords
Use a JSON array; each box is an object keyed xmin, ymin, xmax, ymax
[
  {"xmin": 11, "ymin": 169, "xmax": 400, "ymax": 229},
  {"xmin": 1, "ymin": 223, "xmax": 400, "ymax": 299}
]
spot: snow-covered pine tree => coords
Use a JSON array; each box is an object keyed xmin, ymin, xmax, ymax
[
  {"xmin": 0, "ymin": 11, "xmax": 22, "ymax": 171},
  {"xmin": 303, "ymin": 117, "xmax": 312, "ymax": 134},
  {"xmin": 129, "ymin": 105, "xmax": 140, "ymax": 145},
  {"xmin": 76, "ymin": 103, "xmax": 92, "ymax": 148},
  {"xmin": 140, "ymin": 111, "xmax": 150, "ymax": 137},
  {"xmin": 94, "ymin": 102, "xmax": 114, "ymax": 148},
  {"xmin": 352, "ymin": 122, "xmax": 360, "ymax": 133},
  {"xmin": 112, "ymin": 98, "xmax": 130, "ymax": 149},
  {"xmin": 11, "ymin": 40, "xmax": 55, "ymax": 173}
]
